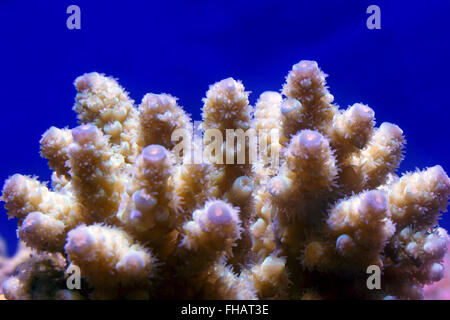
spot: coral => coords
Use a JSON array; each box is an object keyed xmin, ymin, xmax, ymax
[
  {"xmin": 0, "ymin": 238, "xmax": 32, "ymax": 294},
  {"xmin": 1, "ymin": 61, "xmax": 449, "ymax": 300},
  {"xmin": 424, "ymin": 246, "xmax": 450, "ymax": 299},
  {"xmin": 1, "ymin": 251, "xmax": 68, "ymax": 300}
]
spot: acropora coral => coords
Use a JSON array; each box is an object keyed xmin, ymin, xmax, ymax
[{"xmin": 1, "ymin": 60, "xmax": 449, "ymax": 299}]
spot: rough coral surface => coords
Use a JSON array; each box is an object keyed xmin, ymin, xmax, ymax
[
  {"xmin": 424, "ymin": 246, "xmax": 450, "ymax": 299},
  {"xmin": 0, "ymin": 238, "xmax": 31, "ymax": 296},
  {"xmin": 1, "ymin": 61, "xmax": 449, "ymax": 299}
]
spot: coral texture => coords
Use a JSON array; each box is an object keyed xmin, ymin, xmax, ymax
[
  {"xmin": 1, "ymin": 61, "xmax": 449, "ymax": 299},
  {"xmin": 0, "ymin": 238, "xmax": 31, "ymax": 296},
  {"xmin": 424, "ymin": 246, "xmax": 450, "ymax": 299}
]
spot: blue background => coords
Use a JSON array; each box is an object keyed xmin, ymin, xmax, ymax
[{"xmin": 0, "ymin": 1, "xmax": 449, "ymax": 255}]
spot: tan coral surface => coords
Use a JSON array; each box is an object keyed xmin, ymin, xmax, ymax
[{"xmin": 1, "ymin": 61, "xmax": 449, "ymax": 300}]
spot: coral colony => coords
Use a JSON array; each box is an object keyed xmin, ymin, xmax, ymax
[{"xmin": 0, "ymin": 60, "xmax": 449, "ymax": 300}]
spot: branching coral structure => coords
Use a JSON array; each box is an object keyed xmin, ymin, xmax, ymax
[
  {"xmin": 1, "ymin": 61, "xmax": 449, "ymax": 299},
  {"xmin": 0, "ymin": 238, "xmax": 31, "ymax": 297}
]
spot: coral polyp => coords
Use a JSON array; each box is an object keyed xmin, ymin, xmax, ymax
[{"xmin": 1, "ymin": 61, "xmax": 449, "ymax": 300}]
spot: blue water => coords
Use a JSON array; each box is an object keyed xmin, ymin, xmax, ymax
[{"xmin": 0, "ymin": 1, "xmax": 449, "ymax": 255}]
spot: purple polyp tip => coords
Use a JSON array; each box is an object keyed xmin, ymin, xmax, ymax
[
  {"xmin": 361, "ymin": 190, "xmax": 387, "ymax": 214},
  {"xmin": 159, "ymin": 95, "xmax": 171, "ymax": 106},
  {"xmin": 429, "ymin": 263, "xmax": 444, "ymax": 281},
  {"xmin": 207, "ymin": 201, "xmax": 232, "ymax": 225},
  {"xmin": 336, "ymin": 234, "xmax": 351, "ymax": 247},
  {"xmin": 122, "ymin": 251, "xmax": 146, "ymax": 273},
  {"xmin": 144, "ymin": 93, "xmax": 157, "ymax": 105},
  {"xmin": 75, "ymin": 73, "xmax": 97, "ymax": 91},
  {"xmin": 380, "ymin": 122, "xmax": 403, "ymax": 138},
  {"xmin": 260, "ymin": 91, "xmax": 280, "ymax": 102},
  {"xmin": 336, "ymin": 234, "xmax": 354, "ymax": 254},
  {"xmin": 281, "ymin": 99, "xmax": 301, "ymax": 115},
  {"xmin": 350, "ymin": 104, "xmax": 374, "ymax": 122},
  {"xmin": 430, "ymin": 165, "xmax": 444, "ymax": 174},
  {"xmin": 68, "ymin": 228, "xmax": 93, "ymax": 254},
  {"xmin": 22, "ymin": 212, "xmax": 41, "ymax": 231},
  {"xmin": 268, "ymin": 176, "xmax": 288, "ymax": 197},
  {"xmin": 428, "ymin": 165, "xmax": 450, "ymax": 185},
  {"xmin": 142, "ymin": 145, "xmax": 167, "ymax": 164},
  {"xmin": 133, "ymin": 190, "xmax": 157, "ymax": 212},
  {"xmin": 298, "ymin": 130, "xmax": 323, "ymax": 150},
  {"xmin": 72, "ymin": 124, "xmax": 98, "ymax": 143},
  {"xmin": 293, "ymin": 60, "xmax": 318, "ymax": 72},
  {"xmin": 221, "ymin": 77, "xmax": 237, "ymax": 91},
  {"xmin": 235, "ymin": 176, "xmax": 253, "ymax": 192},
  {"xmin": 129, "ymin": 209, "xmax": 143, "ymax": 222},
  {"xmin": 43, "ymin": 126, "xmax": 59, "ymax": 138}
]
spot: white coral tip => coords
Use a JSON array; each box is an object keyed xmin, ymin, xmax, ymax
[
  {"xmin": 231, "ymin": 176, "xmax": 254, "ymax": 199},
  {"xmin": 293, "ymin": 60, "xmax": 318, "ymax": 73},
  {"xmin": 379, "ymin": 122, "xmax": 403, "ymax": 138},
  {"xmin": 348, "ymin": 103, "xmax": 375, "ymax": 123},
  {"xmin": 142, "ymin": 144, "xmax": 167, "ymax": 164},
  {"xmin": 428, "ymin": 263, "xmax": 444, "ymax": 282},
  {"xmin": 220, "ymin": 77, "xmax": 238, "ymax": 91},
  {"xmin": 268, "ymin": 175, "xmax": 292, "ymax": 198},
  {"xmin": 206, "ymin": 201, "xmax": 233, "ymax": 225},
  {"xmin": 359, "ymin": 190, "xmax": 387, "ymax": 215},
  {"xmin": 66, "ymin": 227, "xmax": 94, "ymax": 256},
  {"xmin": 259, "ymin": 91, "xmax": 282, "ymax": 104},
  {"xmin": 71, "ymin": 124, "xmax": 98, "ymax": 144},
  {"xmin": 336, "ymin": 234, "xmax": 356, "ymax": 256},
  {"xmin": 132, "ymin": 190, "xmax": 157, "ymax": 212},
  {"xmin": 261, "ymin": 255, "xmax": 285, "ymax": 279},
  {"xmin": 427, "ymin": 165, "xmax": 450, "ymax": 187},
  {"xmin": 281, "ymin": 98, "xmax": 302, "ymax": 116},
  {"xmin": 117, "ymin": 250, "xmax": 148, "ymax": 276},
  {"xmin": 74, "ymin": 72, "xmax": 101, "ymax": 91}
]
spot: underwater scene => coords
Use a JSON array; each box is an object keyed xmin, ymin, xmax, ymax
[{"xmin": 0, "ymin": 1, "xmax": 449, "ymax": 300}]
